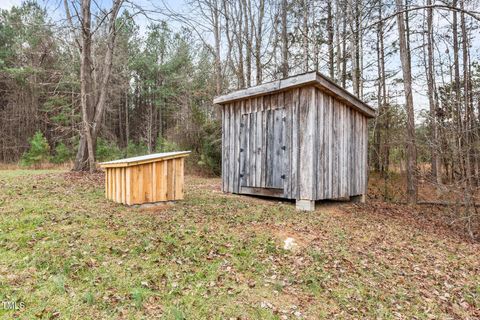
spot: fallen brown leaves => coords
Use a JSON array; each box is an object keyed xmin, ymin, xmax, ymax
[
  {"xmin": 63, "ymin": 171, "xmax": 105, "ymax": 186},
  {"xmin": 1, "ymin": 171, "xmax": 479, "ymax": 319}
]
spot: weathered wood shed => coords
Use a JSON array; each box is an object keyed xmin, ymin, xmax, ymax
[
  {"xmin": 99, "ymin": 151, "xmax": 190, "ymax": 205},
  {"xmin": 213, "ymin": 71, "xmax": 375, "ymax": 211}
]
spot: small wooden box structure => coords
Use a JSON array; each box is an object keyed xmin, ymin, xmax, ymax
[
  {"xmin": 213, "ymin": 71, "xmax": 375, "ymax": 211},
  {"xmin": 99, "ymin": 151, "xmax": 190, "ymax": 205}
]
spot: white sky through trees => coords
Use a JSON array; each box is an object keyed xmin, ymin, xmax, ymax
[{"xmin": 2, "ymin": 0, "xmax": 480, "ymax": 121}]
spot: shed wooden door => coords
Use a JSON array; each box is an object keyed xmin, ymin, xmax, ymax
[{"xmin": 239, "ymin": 108, "xmax": 286, "ymax": 190}]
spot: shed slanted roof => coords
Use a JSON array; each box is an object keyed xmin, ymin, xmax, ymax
[
  {"xmin": 213, "ymin": 71, "xmax": 375, "ymax": 118},
  {"xmin": 99, "ymin": 151, "xmax": 191, "ymax": 168}
]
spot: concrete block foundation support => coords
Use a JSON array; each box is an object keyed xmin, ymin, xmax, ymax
[
  {"xmin": 296, "ymin": 200, "xmax": 315, "ymax": 211},
  {"xmin": 350, "ymin": 194, "xmax": 366, "ymax": 203}
]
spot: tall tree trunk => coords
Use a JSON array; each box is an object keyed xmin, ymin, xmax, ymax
[
  {"xmin": 335, "ymin": 0, "xmax": 341, "ymax": 82},
  {"xmin": 373, "ymin": 0, "xmax": 384, "ymax": 172},
  {"xmin": 75, "ymin": 0, "xmax": 95, "ymax": 172},
  {"xmin": 236, "ymin": 1, "xmax": 245, "ymax": 88},
  {"xmin": 302, "ymin": 0, "xmax": 309, "ymax": 72},
  {"xmin": 452, "ymin": 0, "xmax": 464, "ymax": 180},
  {"xmin": 395, "ymin": 0, "xmax": 417, "ymax": 203},
  {"xmin": 426, "ymin": 0, "xmax": 441, "ymax": 184},
  {"xmin": 255, "ymin": 0, "xmax": 265, "ymax": 84},
  {"xmin": 327, "ymin": 0, "xmax": 334, "ymax": 78},
  {"xmin": 212, "ymin": 0, "xmax": 222, "ymax": 95},
  {"xmin": 460, "ymin": 0, "xmax": 474, "ymax": 188},
  {"xmin": 341, "ymin": 0, "xmax": 347, "ymax": 87},
  {"xmin": 71, "ymin": 0, "xmax": 123, "ymax": 172},
  {"xmin": 281, "ymin": 0, "xmax": 289, "ymax": 78},
  {"xmin": 312, "ymin": 3, "xmax": 319, "ymax": 70},
  {"xmin": 349, "ymin": 0, "xmax": 361, "ymax": 96},
  {"xmin": 460, "ymin": 0, "xmax": 474, "ymax": 236},
  {"xmin": 222, "ymin": 0, "xmax": 235, "ymax": 83},
  {"xmin": 357, "ymin": 0, "xmax": 364, "ymax": 99},
  {"xmin": 242, "ymin": 0, "xmax": 252, "ymax": 87},
  {"xmin": 125, "ymin": 90, "xmax": 129, "ymax": 154},
  {"xmin": 380, "ymin": 4, "xmax": 389, "ymax": 175}
]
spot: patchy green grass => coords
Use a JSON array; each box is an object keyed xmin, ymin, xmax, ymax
[{"xmin": 0, "ymin": 170, "xmax": 479, "ymax": 319}]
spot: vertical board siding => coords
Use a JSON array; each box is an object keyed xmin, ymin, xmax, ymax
[
  {"xmin": 327, "ymin": 96, "xmax": 334, "ymax": 198},
  {"xmin": 255, "ymin": 105, "xmax": 263, "ymax": 186},
  {"xmin": 125, "ymin": 168, "xmax": 131, "ymax": 205},
  {"xmin": 115, "ymin": 168, "xmax": 121, "ymax": 202},
  {"xmin": 160, "ymin": 160, "xmax": 168, "ymax": 200},
  {"xmin": 129, "ymin": 166, "xmax": 136, "ymax": 203},
  {"xmin": 316, "ymin": 91, "xmax": 324, "ymax": 199},
  {"xmin": 266, "ymin": 110, "xmax": 273, "ymax": 187},
  {"xmin": 270, "ymin": 107, "xmax": 285, "ymax": 188},
  {"xmin": 276, "ymin": 105, "xmax": 285, "ymax": 188},
  {"xmin": 232, "ymin": 103, "xmax": 237, "ymax": 191},
  {"xmin": 291, "ymin": 88, "xmax": 300, "ymax": 199},
  {"xmin": 220, "ymin": 85, "xmax": 369, "ymax": 201},
  {"xmin": 323, "ymin": 94, "xmax": 331, "ymax": 199},
  {"xmin": 175, "ymin": 158, "xmax": 184, "ymax": 199},
  {"xmin": 249, "ymin": 100, "xmax": 256, "ymax": 186},
  {"xmin": 121, "ymin": 168, "xmax": 127, "ymax": 204},
  {"xmin": 363, "ymin": 116, "xmax": 369, "ymax": 194},
  {"xmin": 105, "ymin": 169, "xmax": 109, "ymax": 199},
  {"xmin": 261, "ymin": 97, "xmax": 267, "ymax": 187},
  {"xmin": 283, "ymin": 90, "xmax": 293, "ymax": 198},
  {"xmin": 233, "ymin": 101, "xmax": 240, "ymax": 193},
  {"xmin": 144, "ymin": 163, "xmax": 152, "ymax": 202},
  {"xmin": 105, "ymin": 157, "xmax": 185, "ymax": 205},
  {"xmin": 311, "ymin": 89, "xmax": 368, "ymax": 199},
  {"xmin": 356, "ymin": 112, "xmax": 361, "ymax": 194},
  {"xmin": 166, "ymin": 159, "xmax": 175, "ymax": 199},
  {"xmin": 230, "ymin": 103, "xmax": 236, "ymax": 193},
  {"xmin": 222, "ymin": 105, "xmax": 230, "ymax": 192},
  {"xmin": 235, "ymin": 93, "xmax": 287, "ymax": 191},
  {"xmin": 249, "ymin": 111, "xmax": 256, "ymax": 187},
  {"xmin": 298, "ymin": 87, "xmax": 316, "ymax": 200},
  {"xmin": 244, "ymin": 100, "xmax": 251, "ymax": 187},
  {"xmin": 239, "ymin": 113, "xmax": 246, "ymax": 187},
  {"xmin": 221, "ymin": 105, "xmax": 225, "ymax": 192},
  {"xmin": 139, "ymin": 164, "xmax": 145, "ymax": 201},
  {"xmin": 332, "ymin": 98, "xmax": 338, "ymax": 198},
  {"xmin": 310, "ymin": 88, "xmax": 318, "ymax": 198},
  {"xmin": 245, "ymin": 108, "xmax": 250, "ymax": 187},
  {"xmin": 349, "ymin": 106, "xmax": 355, "ymax": 196},
  {"xmin": 154, "ymin": 161, "xmax": 161, "ymax": 200},
  {"xmin": 338, "ymin": 104, "xmax": 344, "ymax": 197}
]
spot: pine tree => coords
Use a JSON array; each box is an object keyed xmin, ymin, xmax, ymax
[{"xmin": 20, "ymin": 131, "xmax": 50, "ymax": 167}]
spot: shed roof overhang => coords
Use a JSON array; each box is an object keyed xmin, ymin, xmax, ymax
[
  {"xmin": 99, "ymin": 151, "xmax": 191, "ymax": 168},
  {"xmin": 213, "ymin": 71, "xmax": 375, "ymax": 118}
]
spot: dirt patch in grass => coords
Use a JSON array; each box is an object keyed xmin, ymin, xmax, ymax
[
  {"xmin": 250, "ymin": 221, "xmax": 322, "ymax": 252},
  {"xmin": 0, "ymin": 170, "xmax": 479, "ymax": 319}
]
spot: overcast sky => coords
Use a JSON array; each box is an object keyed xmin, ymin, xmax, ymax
[{"xmin": 0, "ymin": 0, "xmax": 22, "ymax": 10}]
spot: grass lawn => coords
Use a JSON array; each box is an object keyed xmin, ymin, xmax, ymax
[{"xmin": 0, "ymin": 170, "xmax": 479, "ymax": 319}]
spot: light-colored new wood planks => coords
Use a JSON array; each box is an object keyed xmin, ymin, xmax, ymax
[{"xmin": 104, "ymin": 157, "xmax": 186, "ymax": 205}]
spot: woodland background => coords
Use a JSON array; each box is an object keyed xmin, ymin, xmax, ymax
[{"xmin": 1, "ymin": 0, "xmax": 480, "ymax": 236}]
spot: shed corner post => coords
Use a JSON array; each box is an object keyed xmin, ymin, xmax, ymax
[{"xmin": 221, "ymin": 104, "xmax": 226, "ymax": 193}]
